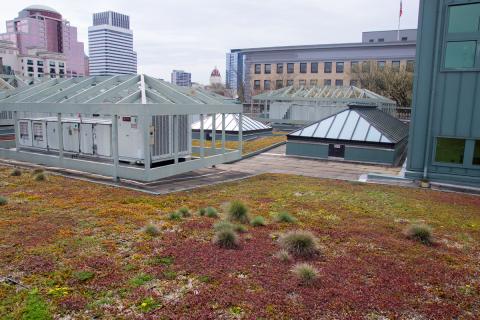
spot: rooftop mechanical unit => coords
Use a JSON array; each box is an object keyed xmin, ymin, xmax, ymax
[{"xmin": 17, "ymin": 115, "xmax": 191, "ymax": 164}]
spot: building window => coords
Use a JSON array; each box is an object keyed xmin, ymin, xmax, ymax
[
  {"xmin": 406, "ymin": 60, "xmax": 415, "ymax": 72},
  {"xmin": 444, "ymin": 3, "xmax": 480, "ymax": 70},
  {"xmin": 264, "ymin": 80, "xmax": 271, "ymax": 90},
  {"xmin": 27, "ymin": 66, "xmax": 34, "ymax": 72},
  {"xmin": 448, "ymin": 3, "xmax": 480, "ymax": 33},
  {"xmin": 402, "ymin": 37, "xmax": 408, "ymax": 41},
  {"xmin": 300, "ymin": 63, "xmax": 307, "ymax": 73},
  {"xmin": 59, "ymin": 62, "xmax": 64, "ymax": 68},
  {"xmin": 310, "ymin": 79, "xmax": 317, "ymax": 86},
  {"xmin": 445, "ymin": 41, "xmax": 476, "ymax": 69},
  {"xmin": 336, "ymin": 62, "xmax": 344, "ymax": 73},
  {"xmin": 378, "ymin": 38, "xmax": 385, "ymax": 42},
  {"xmin": 351, "ymin": 61, "xmax": 359, "ymax": 73},
  {"xmin": 377, "ymin": 61, "xmax": 386, "ymax": 70},
  {"xmin": 324, "ymin": 62, "xmax": 332, "ymax": 73},
  {"xmin": 324, "ymin": 79, "xmax": 332, "ymax": 86},
  {"xmin": 474, "ymin": 140, "xmax": 480, "ymax": 165},
  {"xmin": 392, "ymin": 61, "xmax": 401, "ymax": 71},
  {"xmin": 276, "ymin": 80, "xmax": 283, "ymax": 89},
  {"xmin": 264, "ymin": 64, "xmax": 271, "ymax": 74},
  {"xmin": 27, "ymin": 59, "xmax": 33, "ymax": 65},
  {"xmin": 369, "ymin": 39, "xmax": 374, "ymax": 43},
  {"xmin": 335, "ymin": 79, "xmax": 343, "ymax": 87},
  {"xmin": 287, "ymin": 79, "xmax": 294, "ymax": 86},
  {"xmin": 276, "ymin": 63, "xmax": 283, "ymax": 74},
  {"xmin": 350, "ymin": 80, "xmax": 358, "ymax": 86},
  {"xmin": 362, "ymin": 61, "xmax": 371, "ymax": 73},
  {"xmin": 37, "ymin": 61, "xmax": 43, "ymax": 66},
  {"xmin": 435, "ymin": 138, "xmax": 465, "ymax": 164},
  {"xmin": 299, "ymin": 79, "xmax": 306, "ymax": 86},
  {"xmin": 50, "ymin": 68, "xmax": 56, "ymax": 74},
  {"xmin": 254, "ymin": 64, "xmax": 261, "ymax": 74},
  {"xmin": 311, "ymin": 62, "xmax": 318, "ymax": 73},
  {"xmin": 254, "ymin": 80, "xmax": 260, "ymax": 89},
  {"xmin": 49, "ymin": 61, "xmax": 56, "ymax": 67},
  {"xmin": 287, "ymin": 63, "xmax": 294, "ymax": 74},
  {"xmin": 37, "ymin": 68, "xmax": 43, "ymax": 73}
]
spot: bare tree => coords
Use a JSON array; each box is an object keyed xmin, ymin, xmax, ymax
[{"xmin": 352, "ymin": 64, "xmax": 414, "ymax": 108}]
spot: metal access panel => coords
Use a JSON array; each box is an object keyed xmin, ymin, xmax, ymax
[
  {"xmin": 18, "ymin": 120, "xmax": 32, "ymax": 147},
  {"xmin": 62, "ymin": 122, "xmax": 80, "ymax": 153},
  {"xmin": 118, "ymin": 116, "xmax": 144, "ymax": 161},
  {"xmin": 177, "ymin": 115, "xmax": 191, "ymax": 154},
  {"xmin": 94, "ymin": 124, "xmax": 112, "ymax": 157},
  {"xmin": 152, "ymin": 115, "xmax": 172, "ymax": 160},
  {"xmin": 80, "ymin": 123, "xmax": 94, "ymax": 155},
  {"xmin": 46, "ymin": 121, "xmax": 59, "ymax": 150},
  {"xmin": 31, "ymin": 120, "xmax": 47, "ymax": 149}
]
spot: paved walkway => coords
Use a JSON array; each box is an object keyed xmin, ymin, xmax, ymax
[{"xmin": 218, "ymin": 145, "xmax": 402, "ymax": 181}]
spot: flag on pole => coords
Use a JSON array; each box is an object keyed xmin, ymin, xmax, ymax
[{"xmin": 400, "ymin": 0, "xmax": 404, "ymax": 17}]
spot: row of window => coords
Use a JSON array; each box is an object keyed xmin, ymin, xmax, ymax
[
  {"xmin": 435, "ymin": 138, "xmax": 480, "ymax": 166},
  {"xmin": 253, "ymin": 79, "xmax": 358, "ymax": 90},
  {"xmin": 444, "ymin": 3, "xmax": 480, "ymax": 70},
  {"xmin": 24, "ymin": 59, "xmax": 64, "ymax": 68},
  {"xmin": 25, "ymin": 66, "xmax": 64, "ymax": 74},
  {"xmin": 254, "ymin": 60, "xmax": 415, "ymax": 75}
]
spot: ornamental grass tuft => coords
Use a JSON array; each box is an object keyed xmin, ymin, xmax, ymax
[
  {"xmin": 292, "ymin": 263, "xmax": 319, "ymax": 285},
  {"xmin": 206, "ymin": 207, "xmax": 219, "ymax": 218},
  {"xmin": 404, "ymin": 224, "xmax": 433, "ymax": 245},
  {"xmin": 168, "ymin": 212, "xmax": 182, "ymax": 221},
  {"xmin": 279, "ymin": 230, "xmax": 320, "ymax": 258},
  {"xmin": 32, "ymin": 168, "xmax": 44, "ymax": 175},
  {"xmin": 34, "ymin": 173, "xmax": 47, "ymax": 181},
  {"xmin": 228, "ymin": 200, "xmax": 249, "ymax": 223},
  {"xmin": 274, "ymin": 249, "xmax": 292, "ymax": 263},
  {"xmin": 0, "ymin": 196, "xmax": 7, "ymax": 206},
  {"xmin": 144, "ymin": 224, "xmax": 161, "ymax": 237},
  {"xmin": 251, "ymin": 216, "xmax": 266, "ymax": 227},
  {"xmin": 198, "ymin": 208, "xmax": 207, "ymax": 216},
  {"xmin": 178, "ymin": 207, "xmax": 191, "ymax": 217},
  {"xmin": 11, "ymin": 168, "xmax": 22, "ymax": 176},
  {"xmin": 274, "ymin": 211, "xmax": 297, "ymax": 223},
  {"xmin": 213, "ymin": 228, "xmax": 239, "ymax": 249}
]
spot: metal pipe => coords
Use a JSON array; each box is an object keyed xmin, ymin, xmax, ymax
[
  {"xmin": 112, "ymin": 114, "xmax": 119, "ymax": 181},
  {"xmin": 221, "ymin": 113, "xmax": 226, "ymax": 153},
  {"xmin": 422, "ymin": 1, "xmax": 442, "ymax": 180},
  {"xmin": 57, "ymin": 113, "xmax": 63, "ymax": 161},
  {"xmin": 211, "ymin": 113, "xmax": 216, "ymax": 152},
  {"xmin": 200, "ymin": 113, "xmax": 205, "ymax": 158}
]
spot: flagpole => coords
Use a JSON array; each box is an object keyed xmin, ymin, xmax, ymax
[{"xmin": 398, "ymin": 0, "xmax": 403, "ymax": 41}]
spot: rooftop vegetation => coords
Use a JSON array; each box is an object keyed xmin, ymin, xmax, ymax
[{"xmin": 0, "ymin": 166, "xmax": 479, "ymax": 318}]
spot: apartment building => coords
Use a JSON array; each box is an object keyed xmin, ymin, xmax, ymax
[
  {"xmin": 227, "ymin": 30, "xmax": 416, "ymax": 102},
  {"xmin": 171, "ymin": 70, "xmax": 192, "ymax": 87},
  {"xmin": 0, "ymin": 5, "xmax": 87, "ymax": 77},
  {"xmin": 88, "ymin": 11, "xmax": 137, "ymax": 76}
]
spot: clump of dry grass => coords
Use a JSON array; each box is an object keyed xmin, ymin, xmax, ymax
[
  {"xmin": 279, "ymin": 230, "xmax": 320, "ymax": 258},
  {"xmin": 213, "ymin": 229, "xmax": 239, "ymax": 249},
  {"xmin": 404, "ymin": 224, "xmax": 433, "ymax": 245},
  {"xmin": 292, "ymin": 263, "xmax": 319, "ymax": 285}
]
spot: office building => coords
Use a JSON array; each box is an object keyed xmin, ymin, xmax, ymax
[
  {"xmin": 227, "ymin": 29, "xmax": 416, "ymax": 102},
  {"xmin": 406, "ymin": 1, "xmax": 480, "ymax": 187},
  {"xmin": 171, "ymin": 70, "xmax": 192, "ymax": 87},
  {"xmin": 0, "ymin": 5, "xmax": 87, "ymax": 77},
  {"xmin": 88, "ymin": 11, "xmax": 137, "ymax": 76},
  {"xmin": 210, "ymin": 67, "xmax": 222, "ymax": 86}
]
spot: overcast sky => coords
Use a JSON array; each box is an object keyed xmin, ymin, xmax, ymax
[{"xmin": 1, "ymin": 0, "xmax": 420, "ymax": 84}]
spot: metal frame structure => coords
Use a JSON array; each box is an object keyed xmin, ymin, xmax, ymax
[
  {"xmin": 250, "ymin": 85, "xmax": 398, "ymax": 124},
  {"xmin": 0, "ymin": 74, "xmax": 243, "ymax": 182}
]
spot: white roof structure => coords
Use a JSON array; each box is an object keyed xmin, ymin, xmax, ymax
[
  {"xmin": 192, "ymin": 114, "xmax": 271, "ymax": 133},
  {"xmin": 289, "ymin": 106, "xmax": 408, "ymax": 144}
]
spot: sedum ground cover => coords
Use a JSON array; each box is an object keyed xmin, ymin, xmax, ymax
[
  {"xmin": 192, "ymin": 134, "xmax": 286, "ymax": 155},
  {"xmin": 0, "ymin": 166, "xmax": 479, "ymax": 319}
]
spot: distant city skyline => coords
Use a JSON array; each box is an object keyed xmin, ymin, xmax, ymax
[{"xmin": 0, "ymin": 0, "xmax": 420, "ymax": 84}]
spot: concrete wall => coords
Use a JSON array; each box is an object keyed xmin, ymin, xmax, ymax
[{"xmin": 406, "ymin": 0, "xmax": 480, "ymax": 186}]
